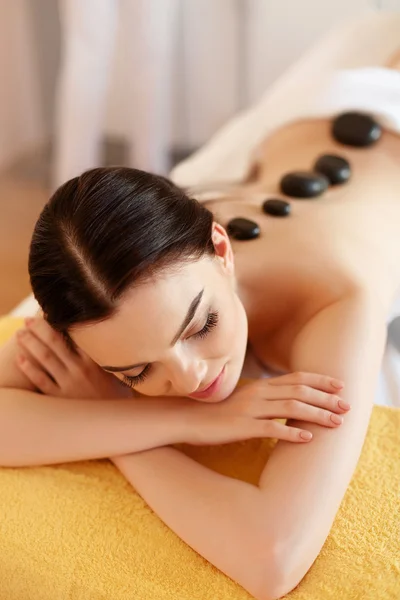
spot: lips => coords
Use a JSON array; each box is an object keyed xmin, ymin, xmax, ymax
[{"xmin": 189, "ymin": 366, "xmax": 225, "ymax": 400}]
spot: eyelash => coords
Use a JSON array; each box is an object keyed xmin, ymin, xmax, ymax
[
  {"xmin": 122, "ymin": 365, "xmax": 151, "ymax": 389},
  {"xmin": 122, "ymin": 310, "xmax": 220, "ymax": 388},
  {"xmin": 192, "ymin": 310, "xmax": 219, "ymax": 339}
]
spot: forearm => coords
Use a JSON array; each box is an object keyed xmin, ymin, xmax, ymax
[
  {"xmin": 112, "ymin": 448, "xmax": 278, "ymax": 600},
  {"xmin": 0, "ymin": 388, "xmax": 191, "ymax": 467},
  {"xmin": 110, "ymin": 394, "xmax": 374, "ymax": 600},
  {"xmin": 110, "ymin": 382, "xmax": 374, "ymax": 600}
]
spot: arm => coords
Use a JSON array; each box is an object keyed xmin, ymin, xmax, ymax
[
  {"xmin": 0, "ymin": 389, "xmax": 192, "ymax": 467},
  {"xmin": 0, "ymin": 320, "xmax": 192, "ymax": 466},
  {"xmin": 112, "ymin": 291, "xmax": 386, "ymax": 600},
  {"xmin": 1, "ymin": 323, "xmax": 328, "ymax": 470},
  {"xmin": 0, "ymin": 317, "xmax": 345, "ymax": 470},
  {"xmin": 257, "ymin": 292, "xmax": 386, "ymax": 588}
]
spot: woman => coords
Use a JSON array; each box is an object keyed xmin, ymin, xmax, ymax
[
  {"xmin": 0, "ymin": 166, "xmax": 349, "ymax": 598},
  {"xmin": 1, "ymin": 63, "xmax": 400, "ymax": 600}
]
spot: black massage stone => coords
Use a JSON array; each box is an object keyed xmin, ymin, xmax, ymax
[
  {"xmin": 332, "ymin": 112, "xmax": 382, "ymax": 147},
  {"xmin": 227, "ymin": 218, "xmax": 260, "ymax": 240},
  {"xmin": 262, "ymin": 198, "xmax": 291, "ymax": 217},
  {"xmin": 314, "ymin": 154, "xmax": 351, "ymax": 185},
  {"xmin": 280, "ymin": 171, "xmax": 329, "ymax": 198}
]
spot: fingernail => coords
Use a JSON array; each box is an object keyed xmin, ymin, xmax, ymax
[
  {"xmin": 330, "ymin": 414, "xmax": 343, "ymax": 425},
  {"xmin": 25, "ymin": 317, "xmax": 34, "ymax": 326},
  {"xmin": 338, "ymin": 400, "xmax": 351, "ymax": 411},
  {"xmin": 331, "ymin": 379, "xmax": 344, "ymax": 389},
  {"xmin": 300, "ymin": 431, "xmax": 313, "ymax": 441}
]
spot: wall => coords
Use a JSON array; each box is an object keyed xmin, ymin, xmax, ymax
[
  {"xmin": 105, "ymin": 0, "xmax": 382, "ymax": 148},
  {"xmin": 0, "ymin": 0, "xmax": 399, "ymax": 169},
  {"xmin": 0, "ymin": 0, "xmax": 45, "ymax": 170}
]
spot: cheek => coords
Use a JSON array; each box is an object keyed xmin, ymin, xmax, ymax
[
  {"xmin": 129, "ymin": 366, "xmax": 169, "ymax": 397},
  {"xmin": 212, "ymin": 297, "xmax": 247, "ymax": 356}
]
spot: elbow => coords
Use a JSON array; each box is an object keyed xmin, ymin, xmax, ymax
[
  {"xmin": 252, "ymin": 573, "xmax": 299, "ymax": 600},
  {"xmin": 255, "ymin": 579, "xmax": 299, "ymax": 600},
  {"xmin": 248, "ymin": 543, "xmax": 307, "ymax": 600}
]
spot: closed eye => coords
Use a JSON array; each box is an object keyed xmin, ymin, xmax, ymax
[
  {"xmin": 191, "ymin": 310, "xmax": 219, "ymax": 340},
  {"xmin": 120, "ymin": 311, "xmax": 219, "ymax": 389},
  {"xmin": 121, "ymin": 364, "xmax": 151, "ymax": 388}
]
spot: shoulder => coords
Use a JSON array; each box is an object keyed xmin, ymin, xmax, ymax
[{"xmin": 290, "ymin": 288, "xmax": 387, "ymax": 373}]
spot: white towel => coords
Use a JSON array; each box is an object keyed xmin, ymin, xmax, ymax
[{"xmin": 171, "ymin": 11, "xmax": 400, "ymax": 188}]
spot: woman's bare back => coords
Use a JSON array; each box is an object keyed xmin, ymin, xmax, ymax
[{"xmin": 204, "ymin": 118, "xmax": 400, "ymax": 373}]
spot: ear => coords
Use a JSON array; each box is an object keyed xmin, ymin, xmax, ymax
[{"xmin": 211, "ymin": 222, "xmax": 234, "ymax": 275}]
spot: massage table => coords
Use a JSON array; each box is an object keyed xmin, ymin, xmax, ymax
[{"xmin": 1, "ymin": 10, "xmax": 400, "ymax": 600}]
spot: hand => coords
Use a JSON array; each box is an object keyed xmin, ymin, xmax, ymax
[
  {"xmin": 15, "ymin": 317, "xmax": 133, "ymax": 400},
  {"xmin": 186, "ymin": 372, "xmax": 349, "ymax": 445}
]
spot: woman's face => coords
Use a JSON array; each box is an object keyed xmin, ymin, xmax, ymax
[{"xmin": 70, "ymin": 224, "xmax": 248, "ymax": 402}]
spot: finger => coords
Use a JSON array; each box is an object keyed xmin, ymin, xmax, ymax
[
  {"xmin": 16, "ymin": 354, "xmax": 59, "ymax": 396},
  {"xmin": 260, "ymin": 383, "xmax": 350, "ymax": 413},
  {"xmin": 25, "ymin": 318, "xmax": 77, "ymax": 369},
  {"xmin": 16, "ymin": 329, "xmax": 66, "ymax": 383},
  {"xmin": 257, "ymin": 419, "xmax": 313, "ymax": 443},
  {"xmin": 267, "ymin": 371, "xmax": 344, "ymax": 393},
  {"xmin": 257, "ymin": 399, "xmax": 344, "ymax": 428}
]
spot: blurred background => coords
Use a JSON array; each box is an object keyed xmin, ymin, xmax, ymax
[{"xmin": 0, "ymin": 0, "xmax": 398, "ymax": 314}]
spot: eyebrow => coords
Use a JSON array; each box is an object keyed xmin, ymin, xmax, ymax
[
  {"xmin": 101, "ymin": 289, "xmax": 204, "ymax": 373},
  {"xmin": 170, "ymin": 288, "xmax": 204, "ymax": 345}
]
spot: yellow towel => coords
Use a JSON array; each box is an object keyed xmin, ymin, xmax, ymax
[{"xmin": 0, "ymin": 315, "xmax": 399, "ymax": 600}]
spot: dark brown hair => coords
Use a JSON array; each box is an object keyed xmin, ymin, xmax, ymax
[{"xmin": 29, "ymin": 167, "xmax": 214, "ymax": 337}]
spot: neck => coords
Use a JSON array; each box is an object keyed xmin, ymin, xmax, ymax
[{"xmin": 235, "ymin": 252, "xmax": 302, "ymax": 341}]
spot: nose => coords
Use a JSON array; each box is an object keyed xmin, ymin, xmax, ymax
[{"xmin": 168, "ymin": 351, "xmax": 207, "ymax": 396}]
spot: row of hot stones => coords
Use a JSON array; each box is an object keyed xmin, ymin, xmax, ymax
[{"xmin": 226, "ymin": 111, "xmax": 382, "ymax": 240}]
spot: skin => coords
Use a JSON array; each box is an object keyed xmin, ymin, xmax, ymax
[
  {"xmin": 70, "ymin": 225, "xmax": 249, "ymax": 404},
  {"xmin": 97, "ymin": 72, "xmax": 399, "ymax": 595},
  {"xmin": 2, "ymin": 53, "xmax": 399, "ymax": 600},
  {"xmin": 101, "ymin": 119, "xmax": 393, "ymax": 597},
  {"xmin": 106, "ymin": 119, "xmax": 394, "ymax": 597},
  {"xmin": 206, "ymin": 119, "xmax": 400, "ymax": 374}
]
